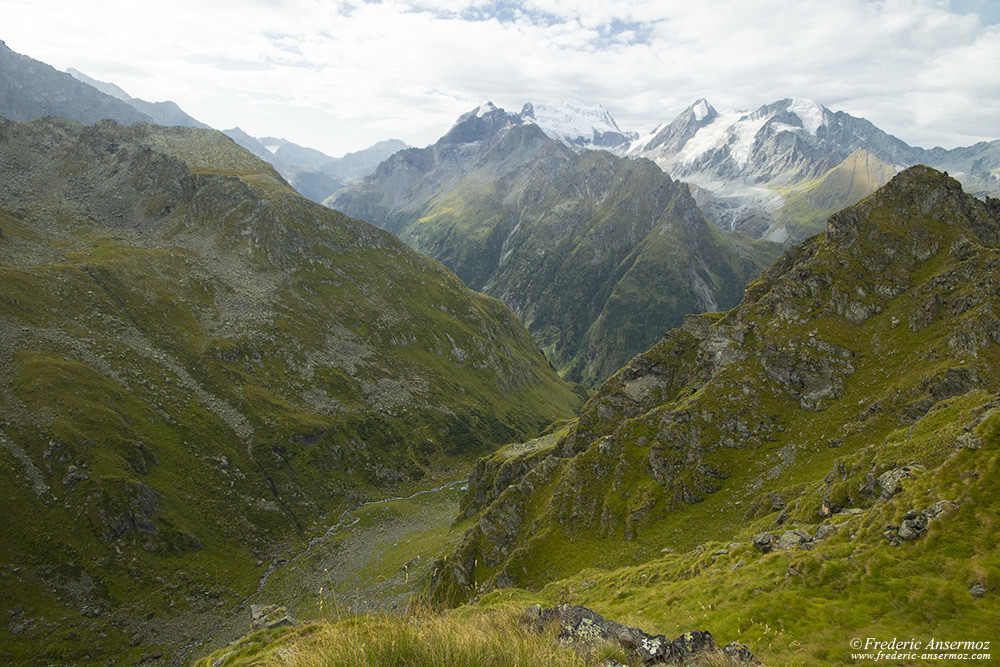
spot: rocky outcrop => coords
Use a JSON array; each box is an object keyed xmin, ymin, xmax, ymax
[
  {"xmin": 432, "ymin": 166, "xmax": 1000, "ymax": 606},
  {"xmin": 523, "ymin": 604, "xmax": 762, "ymax": 665},
  {"xmin": 250, "ymin": 604, "xmax": 295, "ymax": 631},
  {"xmin": 883, "ymin": 500, "xmax": 957, "ymax": 546}
]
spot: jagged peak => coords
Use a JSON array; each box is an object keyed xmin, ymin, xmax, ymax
[
  {"xmin": 442, "ymin": 102, "xmax": 522, "ymax": 146},
  {"xmin": 826, "ymin": 165, "xmax": 999, "ymax": 250},
  {"xmin": 688, "ymin": 98, "xmax": 716, "ymax": 123}
]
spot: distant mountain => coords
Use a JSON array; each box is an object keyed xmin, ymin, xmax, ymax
[
  {"xmin": 224, "ymin": 132, "xmax": 409, "ymax": 204},
  {"xmin": 768, "ymin": 148, "xmax": 898, "ymax": 242},
  {"xmin": 328, "ymin": 102, "xmax": 781, "ymax": 385},
  {"xmin": 519, "ymin": 100, "xmax": 637, "ymax": 149},
  {"xmin": 624, "ymin": 98, "xmax": 1000, "ymax": 242},
  {"xmin": 0, "ymin": 39, "xmax": 153, "ymax": 125},
  {"xmin": 320, "ymin": 138, "xmax": 411, "ymax": 183},
  {"xmin": 221, "ymin": 126, "xmax": 276, "ymax": 162},
  {"xmin": 66, "ymin": 67, "xmax": 210, "ymax": 129},
  {"xmin": 0, "ymin": 116, "xmax": 580, "ymax": 664}
]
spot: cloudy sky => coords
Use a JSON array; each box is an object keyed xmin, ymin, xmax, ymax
[{"xmin": 4, "ymin": 0, "xmax": 999, "ymax": 156}]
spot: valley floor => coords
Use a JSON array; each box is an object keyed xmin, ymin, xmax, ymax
[{"xmin": 191, "ymin": 476, "xmax": 470, "ymax": 661}]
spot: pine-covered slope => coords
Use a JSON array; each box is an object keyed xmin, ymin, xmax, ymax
[
  {"xmin": 430, "ymin": 165, "xmax": 1000, "ymax": 635},
  {"xmin": 328, "ymin": 105, "xmax": 781, "ymax": 385},
  {"xmin": 0, "ymin": 117, "xmax": 580, "ymax": 664}
]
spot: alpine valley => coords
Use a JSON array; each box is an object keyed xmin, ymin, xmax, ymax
[
  {"xmin": 1, "ymin": 37, "xmax": 1000, "ymax": 667},
  {"xmin": 327, "ymin": 103, "xmax": 784, "ymax": 386}
]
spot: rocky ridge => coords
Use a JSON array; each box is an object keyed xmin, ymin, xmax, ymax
[
  {"xmin": 429, "ymin": 166, "xmax": 1000, "ymax": 611},
  {"xmin": 624, "ymin": 98, "xmax": 1000, "ymax": 242}
]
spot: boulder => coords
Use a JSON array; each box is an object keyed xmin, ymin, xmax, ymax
[
  {"xmin": 752, "ymin": 532, "xmax": 775, "ymax": 554},
  {"xmin": 876, "ymin": 465, "xmax": 922, "ymax": 500},
  {"xmin": 884, "ymin": 500, "xmax": 956, "ymax": 546},
  {"xmin": 777, "ymin": 529, "xmax": 813, "ymax": 550},
  {"xmin": 250, "ymin": 604, "xmax": 295, "ymax": 631}
]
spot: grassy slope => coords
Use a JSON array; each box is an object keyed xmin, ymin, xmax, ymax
[
  {"xmin": 197, "ymin": 397, "xmax": 999, "ymax": 665},
  {"xmin": 418, "ymin": 167, "xmax": 1000, "ymax": 660},
  {"xmin": 0, "ymin": 118, "xmax": 580, "ymax": 663},
  {"xmin": 772, "ymin": 148, "xmax": 898, "ymax": 243},
  {"xmin": 196, "ymin": 168, "xmax": 1000, "ymax": 666}
]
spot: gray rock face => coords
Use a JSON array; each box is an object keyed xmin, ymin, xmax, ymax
[
  {"xmin": 876, "ymin": 465, "xmax": 922, "ymax": 500},
  {"xmin": 523, "ymin": 604, "xmax": 761, "ymax": 665},
  {"xmin": 250, "ymin": 604, "xmax": 295, "ymax": 631},
  {"xmin": 0, "ymin": 41, "xmax": 154, "ymax": 126}
]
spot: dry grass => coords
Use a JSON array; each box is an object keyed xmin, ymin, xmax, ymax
[{"xmin": 200, "ymin": 604, "xmax": 635, "ymax": 667}]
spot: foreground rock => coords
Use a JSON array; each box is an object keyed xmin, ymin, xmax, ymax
[
  {"xmin": 249, "ymin": 604, "xmax": 295, "ymax": 631},
  {"xmin": 523, "ymin": 604, "xmax": 762, "ymax": 665}
]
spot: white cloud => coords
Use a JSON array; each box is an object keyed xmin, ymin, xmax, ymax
[{"xmin": 2, "ymin": 0, "xmax": 997, "ymax": 154}]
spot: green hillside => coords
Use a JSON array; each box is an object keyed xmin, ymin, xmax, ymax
[
  {"xmin": 0, "ymin": 117, "xmax": 581, "ymax": 664},
  {"xmin": 330, "ymin": 115, "xmax": 781, "ymax": 386},
  {"xmin": 423, "ymin": 166, "xmax": 1000, "ymax": 662},
  {"xmin": 771, "ymin": 148, "xmax": 898, "ymax": 243}
]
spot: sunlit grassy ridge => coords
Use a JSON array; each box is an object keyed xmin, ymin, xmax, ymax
[{"xmin": 196, "ymin": 605, "xmax": 641, "ymax": 667}]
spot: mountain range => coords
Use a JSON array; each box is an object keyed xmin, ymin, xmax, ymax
[
  {"xmin": 328, "ymin": 102, "xmax": 782, "ymax": 385},
  {"xmin": 622, "ymin": 97, "xmax": 1000, "ymax": 242},
  {"xmin": 0, "ymin": 40, "xmax": 404, "ymax": 206},
  {"xmin": 222, "ymin": 132, "xmax": 410, "ymax": 204},
  {"xmin": 3, "ymin": 36, "xmax": 1000, "ymax": 666},
  {"xmin": 426, "ymin": 166, "xmax": 1000, "ymax": 662}
]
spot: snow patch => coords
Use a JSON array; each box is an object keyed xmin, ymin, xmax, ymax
[
  {"xmin": 679, "ymin": 109, "xmax": 746, "ymax": 164},
  {"xmin": 521, "ymin": 100, "xmax": 625, "ymax": 147},
  {"xmin": 788, "ymin": 98, "xmax": 825, "ymax": 135},
  {"xmin": 728, "ymin": 114, "xmax": 769, "ymax": 166},
  {"xmin": 474, "ymin": 101, "xmax": 498, "ymax": 117},
  {"xmin": 693, "ymin": 99, "xmax": 710, "ymax": 122}
]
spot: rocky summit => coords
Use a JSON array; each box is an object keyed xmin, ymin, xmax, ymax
[
  {"xmin": 428, "ymin": 166, "xmax": 1000, "ymax": 660},
  {"xmin": 0, "ymin": 117, "xmax": 580, "ymax": 664},
  {"xmin": 329, "ymin": 103, "xmax": 781, "ymax": 386}
]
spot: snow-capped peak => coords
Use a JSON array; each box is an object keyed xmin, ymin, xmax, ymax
[
  {"xmin": 473, "ymin": 101, "xmax": 499, "ymax": 117},
  {"xmin": 519, "ymin": 100, "xmax": 636, "ymax": 149},
  {"xmin": 787, "ymin": 98, "xmax": 826, "ymax": 135},
  {"xmin": 692, "ymin": 98, "xmax": 711, "ymax": 122}
]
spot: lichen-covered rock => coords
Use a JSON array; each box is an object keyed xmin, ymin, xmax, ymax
[
  {"xmin": 876, "ymin": 465, "xmax": 922, "ymax": 500},
  {"xmin": 523, "ymin": 604, "xmax": 762, "ymax": 665},
  {"xmin": 884, "ymin": 500, "xmax": 957, "ymax": 546},
  {"xmin": 753, "ymin": 533, "xmax": 775, "ymax": 554},
  {"xmin": 777, "ymin": 529, "xmax": 813, "ymax": 550},
  {"xmin": 250, "ymin": 604, "xmax": 295, "ymax": 631}
]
